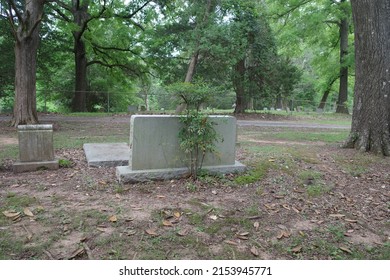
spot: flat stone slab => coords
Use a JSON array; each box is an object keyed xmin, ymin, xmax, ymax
[
  {"xmin": 83, "ymin": 143, "xmax": 130, "ymax": 167},
  {"xmin": 116, "ymin": 161, "xmax": 246, "ymax": 183}
]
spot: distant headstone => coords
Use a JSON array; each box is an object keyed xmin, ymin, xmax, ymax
[
  {"xmin": 13, "ymin": 124, "xmax": 59, "ymax": 173},
  {"xmin": 127, "ymin": 105, "xmax": 138, "ymax": 113}
]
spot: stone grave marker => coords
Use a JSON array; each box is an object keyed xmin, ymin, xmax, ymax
[
  {"xmin": 13, "ymin": 124, "xmax": 59, "ymax": 173},
  {"xmin": 116, "ymin": 115, "xmax": 246, "ymax": 183}
]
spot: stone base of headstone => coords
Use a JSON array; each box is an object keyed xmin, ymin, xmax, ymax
[
  {"xmin": 13, "ymin": 160, "xmax": 59, "ymax": 173},
  {"xmin": 117, "ymin": 161, "xmax": 246, "ymax": 183}
]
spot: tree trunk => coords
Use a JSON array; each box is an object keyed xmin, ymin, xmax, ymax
[
  {"xmin": 71, "ymin": 0, "xmax": 90, "ymax": 112},
  {"xmin": 11, "ymin": 0, "xmax": 45, "ymax": 126},
  {"xmin": 344, "ymin": 0, "xmax": 390, "ymax": 155},
  {"xmin": 71, "ymin": 37, "xmax": 88, "ymax": 112},
  {"xmin": 336, "ymin": 15, "xmax": 349, "ymax": 114},
  {"xmin": 233, "ymin": 59, "xmax": 246, "ymax": 114},
  {"xmin": 175, "ymin": 50, "xmax": 200, "ymax": 113},
  {"xmin": 175, "ymin": 0, "xmax": 214, "ymax": 114},
  {"xmin": 318, "ymin": 76, "xmax": 338, "ymax": 110}
]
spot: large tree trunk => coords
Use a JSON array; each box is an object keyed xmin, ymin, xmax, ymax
[
  {"xmin": 233, "ymin": 59, "xmax": 246, "ymax": 114},
  {"xmin": 71, "ymin": 0, "xmax": 90, "ymax": 112},
  {"xmin": 336, "ymin": 14, "xmax": 349, "ymax": 114},
  {"xmin": 71, "ymin": 37, "xmax": 88, "ymax": 112},
  {"xmin": 11, "ymin": 0, "xmax": 45, "ymax": 127},
  {"xmin": 344, "ymin": 0, "xmax": 390, "ymax": 155}
]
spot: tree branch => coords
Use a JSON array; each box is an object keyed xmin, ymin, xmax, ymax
[
  {"xmin": 116, "ymin": 0, "xmax": 152, "ymax": 19},
  {"xmin": 7, "ymin": 0, "xmax": 23, "ymax": 22},
  {"xmin": 48, "ymin": 3, "xmax": 72, "ymax": 22},
  {"xmin": 274, "ymin": 0, "xmax": 313, "ymax": 18},
  {"xmin": 87, "ymin": 60, "xmax": 144, "ymax": 76}
]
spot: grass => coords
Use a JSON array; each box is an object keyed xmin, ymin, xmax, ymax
[{"xmin": 234, "ymin": 160, "xmax": 275, "ymax": 185}]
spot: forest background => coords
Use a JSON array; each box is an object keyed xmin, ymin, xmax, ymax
[{"xmin": 0, "ymin": 0, "xmax": 354, "ymax": 116}]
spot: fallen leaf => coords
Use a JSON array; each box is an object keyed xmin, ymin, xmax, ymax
[
  {"xmin": 209, "ymin": 215, "xmax": 218, "ymax": 220},
  {"xmin": 238, "ymin": 232, "xmax": 249, "ymax": 236},
  {"xmin": 250, "ymin": 246, "xmax": 259, "ymax": 256},
  {"xmin": 224, "ymin": 240, "xmax": 238, "ymax": 246},
  {"xmin": 292, "ymin": 206, "xmax": 300, "ymax": 213},
  {"xmin": 163, "ymin": 220, "xmax": 173, "ymax": 227},
  {"xmin": 68, "ymin": 248, "xmax": 85, "ymax": 260},
  {"xmin": 108, "ymin": 215, "xmax": 117, "ymax": 222},
  {"xmin": 115, "ymin": 194, "xmax": 121, "ymax": 199},
  {"xmin": 23, "ymin": 208, "xmax": 34, "ymax": 217},
  {"xmin": 345, "ymin": 219, "xmax": 358, "ymax": 223},
  {"xmin": 177, "ymin": 229, "xmax": 188, "ymax": 236},
  {"xmin": 97, "ymin": 227, "xmax": 107, "ymax": 232},
  {"xmin": 291, "ymin": 245, "xmax": 302, "ymax": 253},
  {"xmin": 236, "ymin": 235, "xmax": 249, "ymax": 240},
  {"xmin": 282, "ymin": 204, "xmax": 290, "ymax": 210},
  {"xmin": 145, "ymin": 228, "xmax": 159, "ymax": 236},
  {"xmin": 339, "ymin": 246, "xmax": 352, "ymax": 254},
  {"xmin": 125, "ymin": 229, "xmax": 137, "ymax": 236},
  {"xmin": 277, "ymin": 231, "xmax": 291, "ymax": 239},
  {"xmin": 2, "ymin": 211, "xmax": 21, "ymax": 219},
  {"xmin": 330, "ymin": 214, "xmax": 345, "ymax": 218},
  {"xmin": 173, "ymin": 212, "xmax": 181, "ymax": 218}
]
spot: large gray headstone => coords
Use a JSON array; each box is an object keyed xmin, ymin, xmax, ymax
[{"xmin": 116, "ymin": 115, "xmax": 246, "ymax": 183}]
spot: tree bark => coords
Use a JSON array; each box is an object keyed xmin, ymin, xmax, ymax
[
  {"xmin": 335, "ymin": 13, "xmax": 349, "ymax": 114},
  {"xmin": 71, "ymin": 0, "xmax": 90, "ymax": 112},
  {"xmin": 344, "ymin": 0, "xmax": 390, "ymax": 155},
  {"xmin": 175, "ymin": 0, "xmax": 214, "ymax": 114},
  {"xmin": 233, "ymin": 59, "xmax": 246, "ymax": 114},
  {"xmin": 318, "ymin": 76, "xmax": 338, "ymax": 110},
  {"xmin": 10, "ymin": 0, "xmax": 45, "ymax": 126}
]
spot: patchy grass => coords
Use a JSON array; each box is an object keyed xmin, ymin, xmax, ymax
[{"xmin": 234, "ymin": 161, "xmax": 275, "ymax": 185}]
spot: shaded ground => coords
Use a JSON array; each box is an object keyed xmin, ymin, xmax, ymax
[{"xmin": 0, "ymin": 113, "xmax": 389, "ymax": 260}]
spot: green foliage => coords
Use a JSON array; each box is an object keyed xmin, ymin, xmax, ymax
[
  {"xmin": 59, "ymin": 159, "xmax": 73, "ymax": 168},
  {"xmin": 169, "ymin": 82, "xmax": 220, "ymax": 179}
]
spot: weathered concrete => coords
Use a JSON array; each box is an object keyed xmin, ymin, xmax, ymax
[
  {"xmin": 129, "ymin": 115, "xmax": 237, "ymax": 170},
  {"xmin": 117, "ymin": 115, "xmax": 246, "ymax": 183},
  {"xmin": 83, "ymin": 143, "xmax": 130, "ymax": 167},
  {"xmin": 13, "ymin": 124, "xmax": 59, "ymax": 173},
  {"xmin": 13, "ymin": 160, "xmax": 59, "ymax": 173},
  {"xmin": 117, "ymin": 161, "xmax": 246, "ymax": 183}
]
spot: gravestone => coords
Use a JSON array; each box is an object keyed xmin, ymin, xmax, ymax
[
  {"xmin": 116, "ymin": 115, "xmax": 246, "ymax": 183},
  {"xmin": 13, "ymin": 124, "xmax": 59, "ymax": 173},
  {"xmin": 127, "ymin": 105, "xmax": 138, "ymax": 113}
]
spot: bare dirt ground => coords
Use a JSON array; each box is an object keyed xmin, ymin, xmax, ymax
[{"xmin": 0, "ymin": 113, "xmax": 389, "ymax": 260}]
